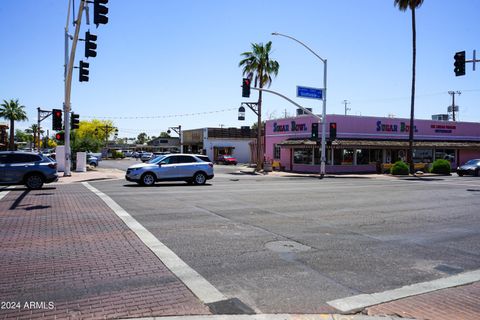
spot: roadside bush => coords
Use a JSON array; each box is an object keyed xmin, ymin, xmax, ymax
[
  {"xmin": 111, "ymin": 150, "xmax": 125, "ymax": 159},
  {"xmin": 431, "ymin": 159, "xmax": 451, "ymax": 175},
  {"xmin": 390, "ymin": 161, "xmax": 409, "ymax": 175}
]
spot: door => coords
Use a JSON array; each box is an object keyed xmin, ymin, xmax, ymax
[
  {"xmin": 176, "ymin": 155, "xmax": 198, "ymax": 178},
  {"xmin": 154, "ymin": 155, "xmax": 180, "ymax": 180}
]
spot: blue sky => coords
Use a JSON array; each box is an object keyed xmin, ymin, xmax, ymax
[{"xmin": 0, "ymin": 0, "xmax": 478, "ymax": 139}]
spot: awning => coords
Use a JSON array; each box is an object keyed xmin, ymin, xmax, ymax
[
  {"xmin": 331, "ymin": 139, "xmax": 480, "ymax": 149},
  {"xmin": 278, "ymin": 139, "xmax": 317, "ymax": 148}
]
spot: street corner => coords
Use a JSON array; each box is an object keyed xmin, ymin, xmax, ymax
[{"xmin": 55, "ymin": 168, "xmax": 125, "ymax": 184}]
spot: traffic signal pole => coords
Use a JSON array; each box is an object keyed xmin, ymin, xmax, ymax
[{"xmin": 63, "ymin": 0, "xmax": 86, "ymax": 176}]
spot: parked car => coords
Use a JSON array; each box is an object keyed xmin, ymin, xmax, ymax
[
  {"xmin": 125, "ymin": 153, "xmax": 214, "ymax": 186},
  {"xmin": 140, "ymin": 152, "xmax": 154, "ymax": 162},
  {"xmin": 87, "ymin": 155, "xmax": 99, "ymax": 167},
  {"xmin": 0, "ymin": 151, "xmax": 58, "ymax": 189},
  {"xmin": 216, "ymin": 154, "xmax": 237, "ymax": 165},
  {"xmin": 457, "ymin": 159, "xmax": 480, "ymax": 176}
]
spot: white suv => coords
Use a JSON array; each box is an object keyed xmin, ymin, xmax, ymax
[{"xmin": 125, "ymin": 153, "xmax": 214, "ymax": 186}]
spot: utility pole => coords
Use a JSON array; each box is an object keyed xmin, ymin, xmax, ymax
[
  {"xmin": 342, "ymin": 100, "xmax": 351, "ymax": 115},
  {"xmin": 448, "ymin": 91, "xmax": 461, "ymax": 121}
]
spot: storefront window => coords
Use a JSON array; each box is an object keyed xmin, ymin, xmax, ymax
[
  {"xmin": 369, "ymin": 149, "xmax": 383, "ymax": 163},
  {"xmin": 333, "ymin": 149, "xmax": 354, "ymax": 165},
  {"xmin": 273, "ymin": 144, "xmax": 281, "ymax": 159},
  {"xmin": 356, "ymin": 149, "xmax": 369, "ymax": 165},
  {"xmin": 413, "ymin": 149, "xmax": 433, "ymax": 163},
  {"xmin": 435, "ymin": 149, "xmax": 455, "ymax": 162},
  {"xmin": 293, "ymin": 149, "xmax": 313, "ymax": 164}
]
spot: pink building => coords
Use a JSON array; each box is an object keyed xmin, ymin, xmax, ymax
[{"xmin": 265, "ymin": 114, "xmax": 480, "ymax": 173}]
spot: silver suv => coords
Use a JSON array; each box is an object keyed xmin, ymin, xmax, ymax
[
  {"xmin": 0, "ymin": 151, "xmax": 58, "ymax": 189},
  {"xmin": 125, "ymin": 153, "xmax": 214, "ymax": 186}
]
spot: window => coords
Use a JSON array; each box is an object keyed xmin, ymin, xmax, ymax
[
  {"xmin": 333, "ymin": 149, "xmax": 354, "ymax": 165},
  {"xmin": 413, "ymin": 149, "xmax": 433, "ymax": 163},
  {"xmin": 273, "ymin": 144, "xmax": 281, "ymax": 159},
  {"xmin": 293, "ymin": 149, "xmax": 313, "ymax": 165},
  {"xmin": 178, "ymin": 155, "xmax": 196, "ymax": 163},
  {"xmin": 369, "ymin": 149, "xmax": 383, "ymax": 163},
  {"xmin": 356, "ymin": 149, "xmax": 370, "ymax": 165},
  {"xmin": 435, "ymin": 149, "xmax": 455, "ymax": 162}
]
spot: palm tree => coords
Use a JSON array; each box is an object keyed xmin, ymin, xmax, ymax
[
  {"xmin": 239, "ymin": 41, "xmax": 280, "ymax": 171},
  {"xmin": 394, "ymin": 0, "xmax": 424, "ymax": 174},
  {"xmin": 0, "ymin": 99, "xmax": 28, "ymax": 150},
  {"xmin": 25, "ymin": 124, "xmax": 43, "ymax": 151}
]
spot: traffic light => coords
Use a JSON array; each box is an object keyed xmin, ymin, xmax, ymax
[
  {"xmin": 71, "ymin": 113, "xmax": 80, "ymax": 130},
  {"xmin": 329, "ymin": 122, "xmax": 337, "ymax": 140},
  {"xmin": 55, "ymin": 131, "xmax": 65, "ymax": 142},
  {"xmin": 79, "ymin": 60, "xmax": 89, "ymax": 82},
  {"xmin": 84, "ymin": 31, "xmax": 97, "ymax": 58},
  {"xmin": 311, "ymin": 123, "xmax": 319, "ymax": 139},
  {"xmin": 242, "ymin": 78, "xmax": 251, "ymax": 98},
  {"xmin": 52, "ymin": 109, "xmax": 63, "ymax": 131},
  {"xmin": 94, "ymin": 0, "xmax": 109, "ymax": 26},
  {"xmin": 454, "ymin": 51, "xmax": 466, "ymax": 76}
]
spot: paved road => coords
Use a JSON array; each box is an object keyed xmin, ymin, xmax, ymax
[{"xmin": 89, "ymin": 172, "xmax": 480, "ymax": 314}]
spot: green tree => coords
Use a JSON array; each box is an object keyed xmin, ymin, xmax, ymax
[
  {"xmin": 394, "ymin": 0, "xmax": 424, "ymax": 174},
  {"xmin": 14, "ymin": 129, "xmax": 29, "ymax": 143},
  {"xmin": 136, "ymin": 132, "xmax": 148, "ymax": 144},
  {"xmin": 239, "ymin": 41, "xmax": 279, "ymax": 171},
  {"xmin": 159, "ymin": 131, "xmax": 171, "ymax": 138},
  {"xmin": 0, "ymin": 99, "xmax": 28, "ymax": 150},
  {"xmin": 25, "ymin": 124, "xmax": 43, "ymax": 150}
]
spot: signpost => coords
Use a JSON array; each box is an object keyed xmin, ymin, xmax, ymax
[{"xmin": 297, "ymin": 86, "xmax": 323, "ymax": 100}]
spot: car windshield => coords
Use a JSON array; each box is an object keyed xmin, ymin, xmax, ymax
[{"xmin": 465, "ymin": 159, "xmax": 480, "ymax": 165}]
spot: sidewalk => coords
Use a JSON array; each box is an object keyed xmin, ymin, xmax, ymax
[{"xmin": 54, "ymin": 167, "xmax": 125, "ymax": 184}]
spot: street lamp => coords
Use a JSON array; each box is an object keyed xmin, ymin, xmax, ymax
[{"xmin": 272, "ymin": 32, "xmax": 328, "ymax": 179}]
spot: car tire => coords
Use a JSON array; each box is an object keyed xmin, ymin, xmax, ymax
[
  {"xmin": 193, "ymin": 172, "xmax": 207, "ymax": 185},
  {"xmin": 89, "ymin": 162, "xmax": 97, "ymax": 167},
  {"xmin": 458, "ymin": 172, "xmax": 464, "ymax": 177},
  {"xmin": 475, "ymin": 169, "xmax": 479, "ymax": 177},
  {"xmin": 140, "ymin": 173, "xmax": 156, "ymax": 186},
  {"xmin": 25, "ymin": 174, "xmax": 44, "ymax": 190}
]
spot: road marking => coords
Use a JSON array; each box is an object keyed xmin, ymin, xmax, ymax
[
  {"xmin": 0, "ymin": 190, "xmax": 10, "ymax": 201},
  {"xmin": 327, "ymin": 269, "xmax": 480, "ymax": 313},
  {"xmin": 83, "ymin": 182, "xmax": 227, "ymax": 304}
]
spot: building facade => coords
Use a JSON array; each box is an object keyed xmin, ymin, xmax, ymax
[
  {"xmin": 265, "ymin": 114, "xmax": 480, "ymax": 173},
  {"xmin": 183, "ymin": 127, "xmax": 256, "ymax": 163}
]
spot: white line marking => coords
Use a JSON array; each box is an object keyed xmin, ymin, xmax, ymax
[
  {"xmin": 82, "ymin": 182, "xmax": 227, "ymax": 304},
  {"xmin": 0, "ymin": 190, "xmax": 10, "ymax": 201},
  {"xmin": 117, "ymin": 314, "xmax": 410, "ymax": 320},
  {"xmin": 327, "ymin": 269, "xmax": 480, "ymax": 313}
]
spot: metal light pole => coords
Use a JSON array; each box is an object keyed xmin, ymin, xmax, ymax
[{"xmin": 272, "ymin": 32, "xmax": 327, "ymax": 178}]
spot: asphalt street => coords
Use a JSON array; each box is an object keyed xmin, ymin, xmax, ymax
[{"xmin": 91, "ymin": 160, "xmax": 480, "ymax": 314}]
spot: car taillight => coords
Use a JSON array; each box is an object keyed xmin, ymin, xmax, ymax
[{"xmin": 48, "ymin": 163, "xmax": 57, "ymax": 169}]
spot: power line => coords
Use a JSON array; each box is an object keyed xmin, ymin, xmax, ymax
[{"xmin": 82, "ymin": 107, "xmax": 237, "ymax": 120}]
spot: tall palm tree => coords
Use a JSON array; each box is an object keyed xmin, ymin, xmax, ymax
[
  {"xmin": 0, "ymin": 99, "xmax": 28, "ymax": 150},
  {"xmin": 239, "ymin": 41, "xmax": 280, "ymax": 171},
  {"xmin": 394, "ymin": 0, "xmax": 424, "ymax": 174},
  {"xmin": 25, "ymin": 124, "xmax": 43, "ymax": 151}
]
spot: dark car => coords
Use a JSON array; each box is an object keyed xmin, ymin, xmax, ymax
[
  {"xmin": 457, "ymin": 159, "xmax": 480, "ymax": 176},
  {"xmin": 216, "ymin": 154, "xmax": 237, "ymax": 165},
  {"xmin": 0, "ymin": 151, "xmax": 58, "ymax": 189}
]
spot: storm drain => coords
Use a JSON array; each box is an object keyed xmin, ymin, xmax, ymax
[{"xmin": 265, "ymin": 240, "xmax": 311, "ymax": 253}]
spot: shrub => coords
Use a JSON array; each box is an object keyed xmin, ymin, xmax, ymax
[
  {"xmin": 111, "ymin": 150, "xmax": 125, "ymax": 159},
  {"xmin": 431, "ymin": 159, "xmax": 451, "ymax": 175},
  {"xmin": 391, "ymin": 161, "xmax": 409, "ymax": 175}
]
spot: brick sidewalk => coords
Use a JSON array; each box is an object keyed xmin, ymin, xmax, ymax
[
  {"xmin": 0, "ymin": 184, "xmax": 211, "ymax": 319},
  {"xmin": 366, "ymin": 282, "xmax": 480, "ymax": 320}
]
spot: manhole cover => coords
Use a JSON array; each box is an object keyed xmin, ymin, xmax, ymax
[{"xmin": 265, "ymin": 240, "xmax": 311, "ymax": 253}]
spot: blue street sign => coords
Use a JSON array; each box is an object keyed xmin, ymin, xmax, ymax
[{"xmin": 296, "ymin": 86, "xmax": 323, "ymax": 100}]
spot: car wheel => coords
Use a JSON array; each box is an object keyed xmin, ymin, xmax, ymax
[
  {"xmin": 89, "ymin": 162, "xmax": 97, "ymax": 167},
  {"xmin": 141, "ymin": 173, "xmax": 156, "ymax": 186},
  {"xmin": 25, "ymin": 174, "xmax": 44, "ymax": 190},
  {"xmin": 475, "ymin": 169, "xmax": 479, "ymax": 177},
  {"xmin": 193, "ymin": 172, "xmax": 207, "ymax": 185},
  {"xmin": 458, "ymin": 172, "xmax": 464, "ymax": 177}
]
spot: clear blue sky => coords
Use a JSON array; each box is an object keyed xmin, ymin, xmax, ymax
[{"xmin": 1, "ymin": 0, "xmax": 479, "ymax": 139}]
